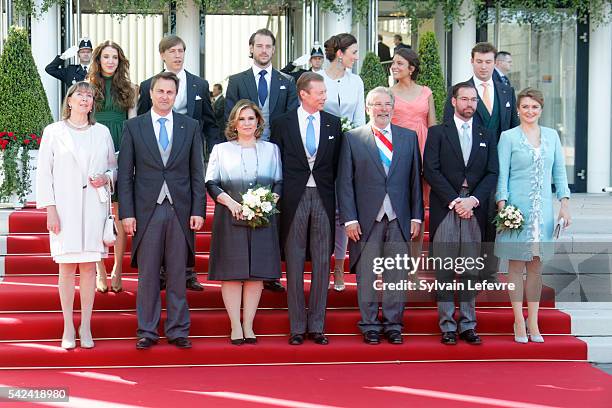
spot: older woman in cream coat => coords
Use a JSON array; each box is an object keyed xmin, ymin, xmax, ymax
[{"xmin": 36, "ymin": 82, "xmax": 117, "ymax": 349}]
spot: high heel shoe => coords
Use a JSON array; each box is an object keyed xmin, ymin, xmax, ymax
[
  {"xmin": 513, "ymin": 323, "xmax": 528, "ymax": 344},
  {"xmin": 230, "ymin": 338, "xmax": 245, "ymax": 345},
  {"xmin": 78, "ymin": 326, "xmax": 95, "ymax": 349},
  {"xmin": 61, "ymin": 329, "xmax": 76, "ymax": 350},
  {"xmin": 96, "ymin": 268, "xmax": 108, "ymax": 293},
  {"xmin": 110, "ymin": 270, "xmax": 122, "ymax": 293},
  {"xmin": 333, "ymin": 265, "xmax": 345, "ymax": 292},
  {"xmin": 527, "ymin": 319, "xmax": 544, "ymax": 343}
]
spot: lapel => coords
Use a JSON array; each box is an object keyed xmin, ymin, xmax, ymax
[
  {"xmin": 56, "ymin": 123, "xmax": 82, "ymax": 170},
  {"xmin": 313, "ymin": 112, "xmax": 331, "ymax": 168},
  {"xmin": 362, "ymin": 125, "xmax": 387, "ymax": 179},
  {"xmin": 444, "ymin": 121, "xmax": 465, "ymax": 165},
  {"xmin": 166, "ymin": 114, "xmax": 187, "ymax": 168},
  {"xmin": 466, "ymin": 124, "xmax": 486, "ymax": 169},
  {"xmin": 140, "ymin": 113, "xmax": 165, "ymax": 168},
  {"xmin": 387, "ymin": 124, "xmax": 403, "ymax": 177},
  {"xmin": 242, "ymin": 69, "xmax": 259, "ymax": 104},
  {"xmin": 495, "ymin": 83, "xmax": 509, "ymax": 127},
  {"xmin": 469, "ymin": 77, "xmax": 490, "ymax": 124},
  {"xmin": 286, "ymin": 110, "xmax": 310, "ymax": 169},
  {"xmin": 269, "ymin": 69, "xmax": 282, "ymax": 112},
  {"xmin": 185, "ymin": 71, "xmax": 197, "ymax": 117}
]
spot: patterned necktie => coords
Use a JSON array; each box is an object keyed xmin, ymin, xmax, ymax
[
  {"xmin": 373, "ymin": 127, "xmax": 392, "ymax": 169},
  {"xmin": 158, "ymin": 118, "xmax": 169, "ymax": 151},
  {"xmin": 481, "ymin": 82, "xmax": 493, "ymax": 114},
  {"xmin": 305, "ymin": 115, "xmax": 316, "ymax": 156},
  {"xmin": 460, "ymin": 122, "xmax": 471, "ymax": 165},
  {"xmin": 258, "ymin": 70, "xmax": 268, "ymax": 106}
]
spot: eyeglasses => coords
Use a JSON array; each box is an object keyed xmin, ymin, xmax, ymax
[
  {"xmin": 369, "ymin": 102, "xmax": 393, "ymax": 109},
  {"xmin": 457, "ymin": 97, "xmax": 478, "ymax": 103}
]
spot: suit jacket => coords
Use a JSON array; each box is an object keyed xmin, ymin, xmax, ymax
[
  {"xmin": 270, "ymin": 109, "xmax": 343, "ymax": 257},
  {"xmin": 138, "ymin": 71, "xmax": 220, "ymax": 154},
  {"xmin": 225, "ymin": 67, "xmax": 299, "ymax": 123},
  {"xmin": 493, "ymin": 68, "xmax": 512, "ymax": 88},
  {"xmin": 213, "ymin": 95, "xmax": 225, "ymax": 135},
  {"xmin": 443, "ymin": 77, "xmax": 519, "ymax": 139},
  {"xmin": 45, "ymin": 55, "xmax": 87, "ymax": 87},
  {"xmin": 423, "ymin": 121, "xmax": 499, "ymax": 242},
  {"xmin": 377, "ymin": 42, "xmax": 391, "ymax": 62},
  {"xmin": 280, "ymin": 62, "xmax": 311, "ymax": 82},
  {"xmin": 117, "ymin": 112, "xmax": 206, "ymax": 268},
  {"xmin": 337, "ymin": 124, "xmax": 424, "ymax": 271}
]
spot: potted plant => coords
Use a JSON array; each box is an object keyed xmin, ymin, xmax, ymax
[
  {"xmin": 0, "ymin": 26, "xmax": 53, "ymax": 207},
  {"xmin": 417, "ymin": 32, "xmax": 446, "ymax": 123}
]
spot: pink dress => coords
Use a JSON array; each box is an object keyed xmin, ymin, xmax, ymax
[{"xmin": 392, "ymin": 86, "xmax": 432, "ymax": 208}]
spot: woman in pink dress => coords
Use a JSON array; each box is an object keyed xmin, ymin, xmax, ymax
[{"xmin": 391, "ymin": 48, "xmax": 436, "ymax": 256}]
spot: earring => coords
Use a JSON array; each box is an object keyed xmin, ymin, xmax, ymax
[
  {"xmin": 68, "ymin": 105, "xmax": 72, "ymax": 109},
  {"xmin": 338, "ymin": 56, "xmax": 343, "ymax": 64}
]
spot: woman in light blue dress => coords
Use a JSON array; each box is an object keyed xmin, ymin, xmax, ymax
[{"xmin": 495, "ymin": 88, "xmax": 571, "ymax": 343}]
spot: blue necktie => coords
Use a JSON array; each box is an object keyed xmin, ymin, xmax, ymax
[
  {"xmin": 306, "ymin": 115, "xmax": 316, "ymax": 156},
  {"xmin": 158, "ymin": 118, "xmax": 169, "ymax": 151},
  {"xmin": 258, "ymin": 70, "xmax": 268, "ymax": 106}
]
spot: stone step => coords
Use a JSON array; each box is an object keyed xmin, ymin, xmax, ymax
[{"xmin": 578, "ymin": 337, "xmax": 612, "ymax": 363}]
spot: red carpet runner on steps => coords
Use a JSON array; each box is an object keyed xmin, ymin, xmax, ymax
[{"xmin": 0, "ymin": 199, "xmax": 586, "ymax": 369}]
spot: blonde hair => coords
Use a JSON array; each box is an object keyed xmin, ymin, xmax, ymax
[
  {"xmin": 225, "ymin": 99, "xmax": 265, "ymax": 140},
  {"xmin": 517, "ymin": 87, "xmax": 544, "ymax": 108},
  {"xmin": 62, "ymin": 82, "xmax": 97, "ymax": 125}
]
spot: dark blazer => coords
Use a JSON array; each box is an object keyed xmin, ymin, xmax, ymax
[
  {"xmin": 117, "ymin": 112, "xmax": 206, "ymax": 267},
  {"xmin": 225, "ymin": 67, "xmax": 299, "ymax": 123},
  {"xmin": 137, "ymin": 71, "xmax": 220, "ymax": 154},
  {"xmin": 45, "ymin": 55, "xmax": 87, "ymax": 87},
  {"xmin": 337, "ymin": 124, "xmax": 424, "ymax": 271},
  {"xmin": 377, "ymin": 42, "xmax": 392, "ymax": 62},
  {"xmin": 493, "ymin": 68, "xmax": 512, "ymax": 88},
  {"xmin": 443, "ymin": 77, "xmax": 519, "ymax": 139},
  {"xmin": 213, "ymin": 95, "xmax": 225, "ymax": 135},
  {"xmin": 423, "ymin": 121, "xmax": 498, "ymax": 242},
  {"xmin": 270, "ymin": 109, "xmax": 343, "ymax": 257}
]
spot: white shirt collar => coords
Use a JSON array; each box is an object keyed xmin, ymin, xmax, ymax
[
  {"xmin": 494, "ymin": 67, "xmax": 506, "ymax": 78},
  {"xmin": 297, "ymin": 106, "xmax": 320, "ymax": 122},
  {"xmin": 151, "ymin": 109, "xmax": 173, "ymax": 125},
  {"xmin": 371, "ymin": 122, "xmax": 392, "ymax": 136},
  {"xmin": 252, "ymin": 64, "xmax": 272, "ymax": 77},
  {"xmin": 473, "ymin": 75, "xmax": 494, "ymax": 89},
  {"xmin": 453, "ymin": 115, "xmax": 473, "ymax": 132}
]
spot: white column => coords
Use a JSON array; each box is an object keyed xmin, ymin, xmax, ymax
[
  {"xmin": 175, "ymin": 0, "xmax": 200, "ymax": 75},
  {"xmin": 31, "ymin": 2, "xmax": 60, "ymax": 121},
  {"xmin": 587, "ymin": 13, "xmax": 612, "ymax": 192},
  {"xmin": 321, "ymin": 0, "xmax": 352, "ymax": 41},
  {"xmin": 450, "ymin": 0, "xmax": 476, "ymax": 84}
]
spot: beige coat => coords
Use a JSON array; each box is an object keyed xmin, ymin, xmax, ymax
[{"xmin": 36, "ymin": 121, "xmax": 117, "ymax": 259}]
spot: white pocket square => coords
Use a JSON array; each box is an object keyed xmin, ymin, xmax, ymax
[
  {"xmin": 195, "ymin": 95, "xmax": 202, "ymax": 100},
  {"xmin": 280, "ymin": 85, "xmax": 286, "ymax": 90},
  {"xmin": 480, "ymin": 142, "xmax": 487, "ymax": 147},
  {"xmin": 328, "ymin": 136, "xmax": 335, "ymax": 140},
  {"xmin": 505, "ymin": 101, "xmax": 510, "ymax": 107}
]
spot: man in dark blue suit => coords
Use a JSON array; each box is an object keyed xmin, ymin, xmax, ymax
[
  {"xmin": 493, "ymin": 51, "xmax": 513, "ymax": 88},
  {"xmin": 226, "ymin": 28, "xmax": 299, "ymax": 292},
  {"xmin": 45, "ymin": 38, "xmax": 93, "ymax": 88},
  {"xmin": 138, "ymin": 35, "xmax": 218, "ymax": 292}
]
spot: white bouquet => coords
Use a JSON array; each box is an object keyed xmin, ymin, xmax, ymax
[
  {"xmin": 341, "ymin": 117, "xmax": 357, "ymax": 133},
  {"xmin": 493, "ymin": 204, "xmax": 525, "ymax": 235},
  {"xmin": 239, "ymin": 185, "xmax": 280, "ymax": 228}
]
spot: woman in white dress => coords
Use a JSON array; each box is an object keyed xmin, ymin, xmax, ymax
[
  {"xmin": 36, "ymin": 82, "xmax": 117, "ymax": 349},
  {"xmin": 319, "ymin": 33, "xmax": 365, "ymax": 291}
]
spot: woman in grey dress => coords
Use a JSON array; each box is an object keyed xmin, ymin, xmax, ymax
[{"xmin": 205, "ymin": 99, "xmax": 283, "ymax": 345}]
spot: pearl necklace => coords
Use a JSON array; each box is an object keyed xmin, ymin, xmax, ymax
[{"xmin": 66, "ymin": 119, "xmax": 89, "ymax": 129}]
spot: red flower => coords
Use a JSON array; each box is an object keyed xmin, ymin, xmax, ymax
[
  {"xmin": 0, "ymin": 132, "xmax": 6, "ymax": 138},
  {"xmin": 8, "ymin": 132, "xmax": 15, "ymax": 141},
  {"xmin": 23, "ymin": 139, "xmax": 31, "ymax": 145},
  {"xmin": 0, "ymin": 140, "xmax": 9, "ymax": 150}
]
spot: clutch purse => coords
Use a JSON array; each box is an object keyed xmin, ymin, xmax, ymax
[{"xmin": 553, "ymin": 218, "xmax": 565, "ymax": 239}]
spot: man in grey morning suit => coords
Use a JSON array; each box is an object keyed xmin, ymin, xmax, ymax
[
  {"xmin": 271, "ymin": 73, "xmax": 342, "ymax": 346},
  {"xmin": 424, "ymin": 82, "xmax": 498, "ymax": 346},
  {"xmin": 225, "ymin": 28, "xmax": 299, "ymax": 293},
  {"xmin": 338, "ymin": 87, "xmax": 423, "ymax": 345},
  {"xmin": 118, "ymin": 72, "xmax": 206, "ymax": 350}
]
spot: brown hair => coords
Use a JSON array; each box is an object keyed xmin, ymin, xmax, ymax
[
  {"xmin": 452, "ymin": 81, "xmax": 477, "ymax": 98},
  {"xmin": 296, "ymin": 72, "xmax": 324, "ymax": 96},
  {"xmin": 88, "ymin": 40, "xmax": 135, "ymax": 112},
  {"xmin": 249, "ymin": 28, "xmax": 276, "ymax": 46},
  {"xmin": 150, "ymin": 71, "xmax": 180, "ymax": 92},
  {"xmin": 324, "ymin": 33, "xmax": 357, "ymax": 62},
  {"xmin": 225, "ymin": 99, "xmax": 265, "ymax": 140},
  {"xmin": 62, "ymin": 81, "xmax": 97, "ymax": 124},
  {"xmin": 394, "ymin": 48, "xmax": 420, "ymax": 80},
  {"xmin": 517, "ymin": 87, "xmax": 544, "ymax": 108},
  {"xmin": 471, "ymin": 42, "xmax": 497, "ymax": 58},
  {"xmin": 159, "ymin": 35, "xmax": 186, "ymax": 54}
]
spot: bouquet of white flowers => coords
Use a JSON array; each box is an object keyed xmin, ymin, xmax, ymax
[
  {"xmin": 493, "ymin": 204, "xmax": 525, "ymax": 235},
  {"xmin": 239, "ymin": 185, "xmax": 280, "ymax": 228},
  {"xmin": 341, "ymin": 117, "xmax": 357, "ymax": 133}
]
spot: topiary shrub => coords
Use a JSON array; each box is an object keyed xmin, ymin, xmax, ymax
[
  {"xmin": 417, "ymin": 32, "xmax": 446, "ymax": 123},
  {"xmin": 0, "ymin": 26, "xmax": 52, "ymax": 203},
  {"xmin": 359, "ymin": 51, "xmax": 389, "ymax": 98}
]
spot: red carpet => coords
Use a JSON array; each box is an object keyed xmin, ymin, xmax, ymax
[{"xmin": 1, "ymin": 363, "xmax": 611, "ymax": 407}]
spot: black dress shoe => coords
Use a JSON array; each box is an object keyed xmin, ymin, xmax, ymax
[
  {"xmin": 186, "ymin": 277, "xmax": 204, "ymax": 291},
  {"xmin": 264, "ymin": 280, "xmax": 285, "ymax": 292},
  {"xmin": 385, "ymin": 330, "xmax": 403, "ymax": 344},
  {"xmin": 136, "ymin": 337, "xmax": 158, "ymax": 349},
  {"xmin": 168, "ymin": 337, "xmax": 192, "ymax": 348},
  {"xmin": 441, "ymin": 332, "xmax": 457, "ymax": 345},
  {"xmin": 459, "ymin": 329, "xmax": 482, "ymax": 345},
  {"xmin": 308, "ymin": 333, "xmax": 329, "ymax": 345},
  {"xmin": 363, "ymin": 331, "xmax": 380, "ymax": 345},
  {"xmin": 288, "ymin": 333, "xmax": 305, "ymax": 345}
]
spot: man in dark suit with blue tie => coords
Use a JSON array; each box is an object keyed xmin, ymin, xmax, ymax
[
  {"xmin": 338, "ymin": 87, "xmax": 423, "ymax": 345},
  {"xmin": 493, "ymin": 51, "xmax": 513, "ymax": 88},
  {"xmin": 226, "ymin": 28, "xmax": 299, "ymax": 292},
  {"xmin": 118, "ymin": 72, "xmax": 206, "ymax": 350}
]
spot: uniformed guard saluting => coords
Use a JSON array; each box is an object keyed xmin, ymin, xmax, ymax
[{"xmin": 45, "ymin": 38, "xmax": 93, "ymax": 88}]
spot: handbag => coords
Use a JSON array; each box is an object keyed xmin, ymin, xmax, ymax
[{"xmin": 103, "ymin": 185, "xmax": 117, "ymax": 246}]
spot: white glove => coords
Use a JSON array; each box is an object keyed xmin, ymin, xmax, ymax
[
  {"xmin": 293, "ymin": 53, "xmax": 311, "ymax": 66},
  {"xmin": 60, "ymin": 45, "xmax": 79, "ymax": 60}
]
